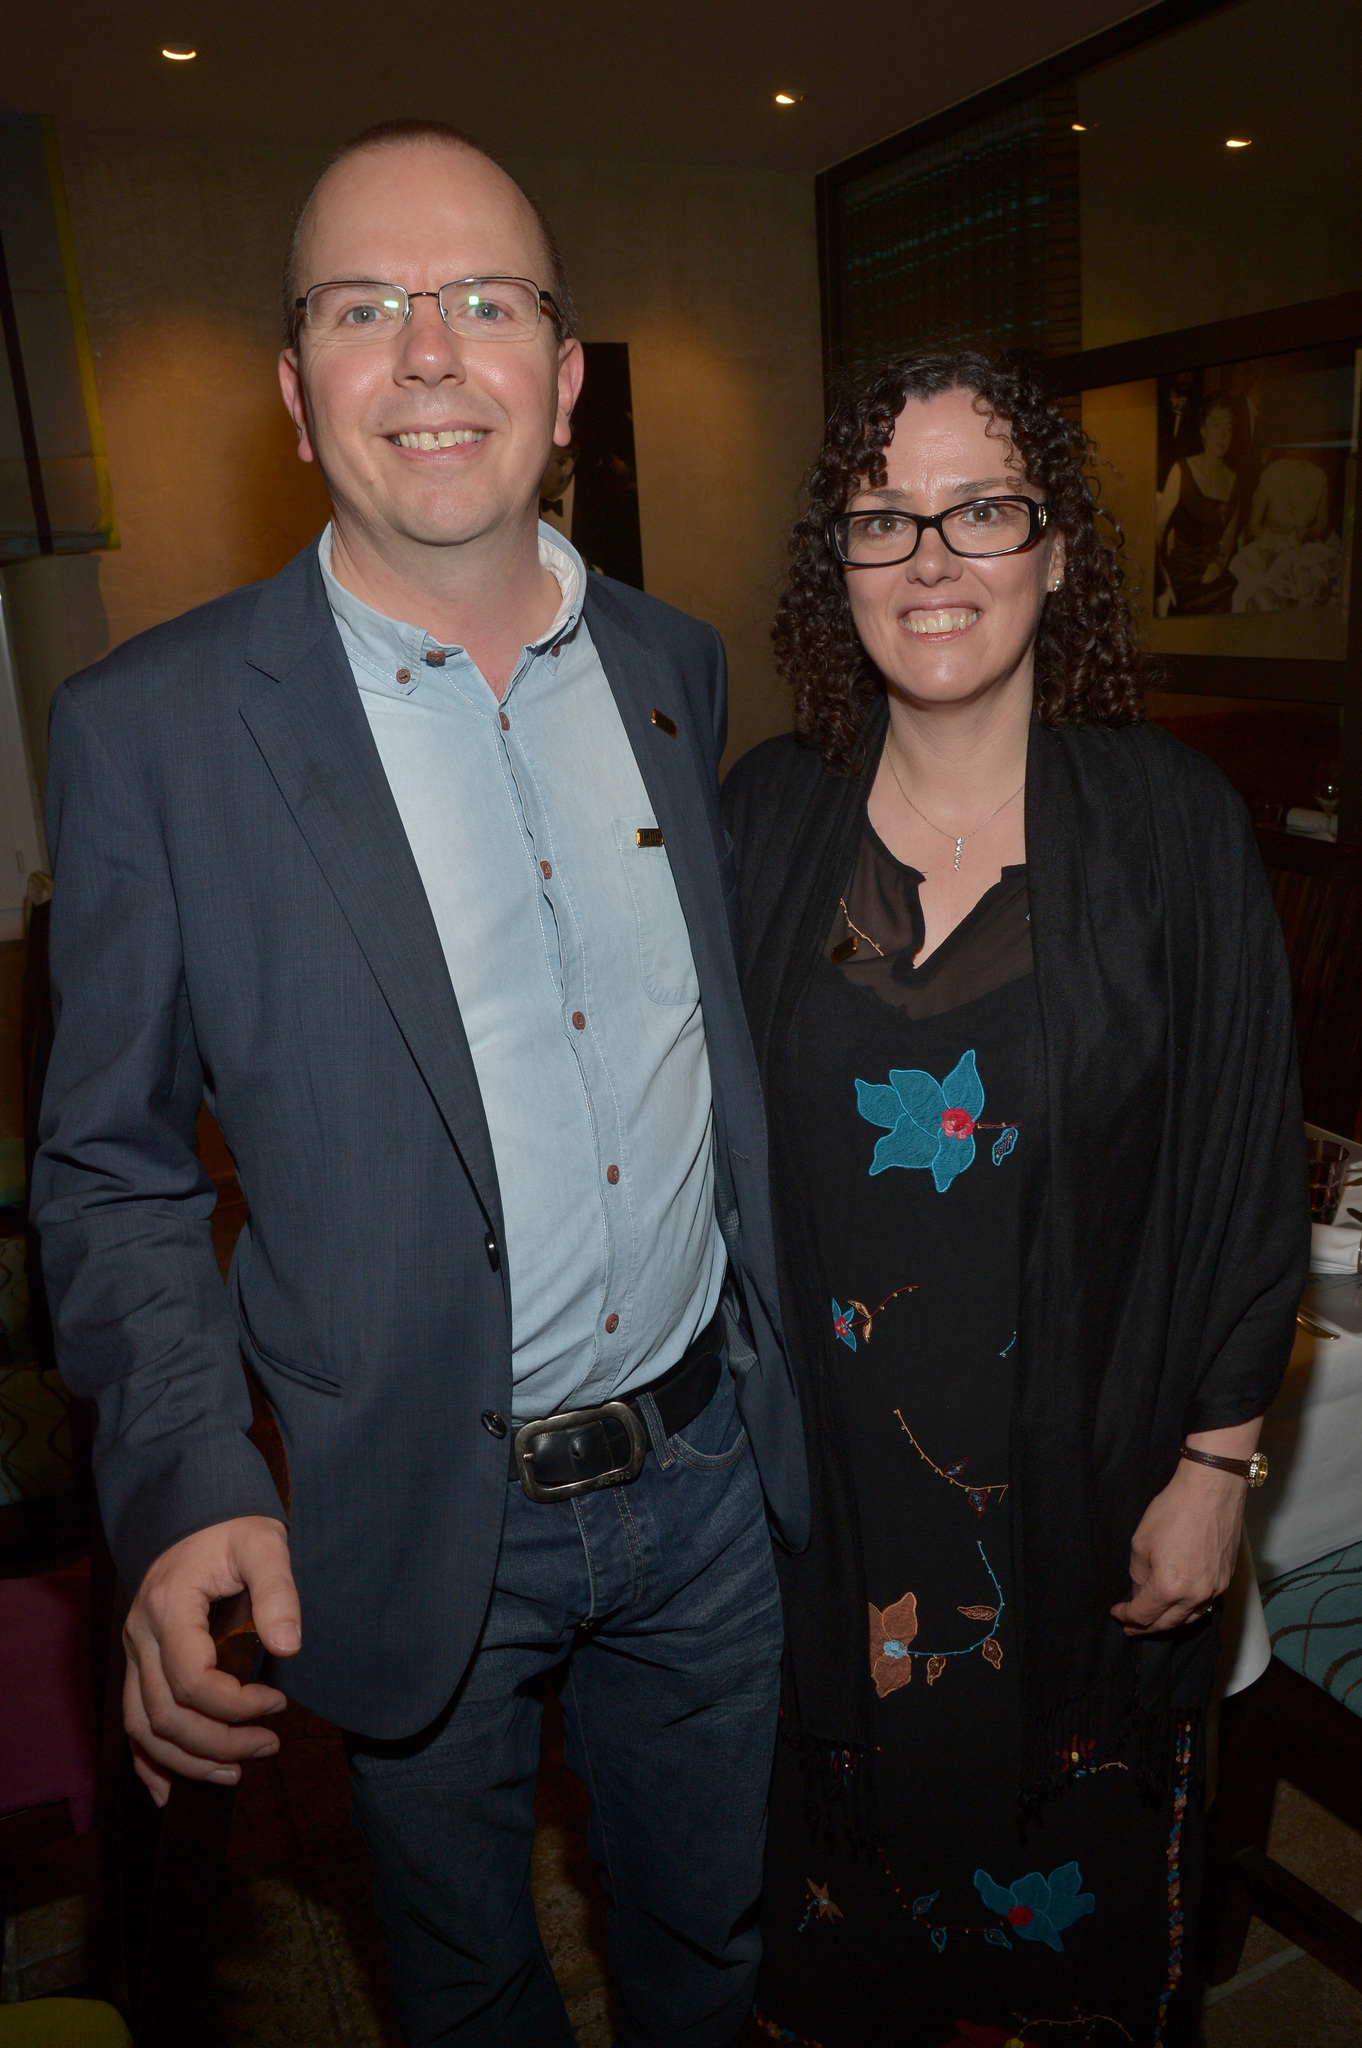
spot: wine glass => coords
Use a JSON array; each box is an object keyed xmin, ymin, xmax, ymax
[{"xmin": 1313, "ymin": 776, "xmax": 1341, "ymax": 832}]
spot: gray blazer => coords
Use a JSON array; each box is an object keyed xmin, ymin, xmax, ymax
[{"xmin": 33, "ymin": 542, "xmax": 809, "ymax": 1738}]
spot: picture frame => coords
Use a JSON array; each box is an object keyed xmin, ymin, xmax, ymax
[{"xmin": 1039, "ymin": 290, "xmax": 1362, "ymax": 712}]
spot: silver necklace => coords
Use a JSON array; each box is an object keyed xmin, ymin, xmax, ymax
[{"xmin": 884, "ymin": 742, "xmax": 1025, "ymax": 872}]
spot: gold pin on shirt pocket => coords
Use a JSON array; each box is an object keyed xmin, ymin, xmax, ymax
[{"xmin": 615, "ymin": 817, "xmax": 699, "ymax": 1007}]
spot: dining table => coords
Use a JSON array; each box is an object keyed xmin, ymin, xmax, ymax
[{"xmin": 1217, "ymin": 1139, "xmax": 1362, "ymax": 1698}]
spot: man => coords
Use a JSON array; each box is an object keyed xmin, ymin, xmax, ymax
[{"xmin": 33, "ymin": 121, "xmax": 807, "ymax": 2046}]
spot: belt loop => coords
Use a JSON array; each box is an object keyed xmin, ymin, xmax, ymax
[{"xmin": 637, "ymin": 1390, "xmax": 674, "ymax": 1467}]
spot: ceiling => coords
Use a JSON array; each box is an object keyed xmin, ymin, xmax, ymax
[{"xmin": 6, "ymin": 0, "xmax": 1161, "ymax": 172}]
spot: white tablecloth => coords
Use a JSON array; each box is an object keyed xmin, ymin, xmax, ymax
[{"xmin": 1218, "ymin": 1280, "xmax": 1362, "ymax": 1696}]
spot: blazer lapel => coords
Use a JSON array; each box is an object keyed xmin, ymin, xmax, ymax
[
  {"xmin": 583, "ymin": 585, "xmax": 738, "ymax": 1017},
  {"xmin": 238, "ymin": 548, "xmax": 504, "ymax": 1238}
]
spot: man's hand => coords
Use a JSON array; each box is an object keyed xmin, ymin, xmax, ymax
[
  {"xmin": 123, "ymin": 1515, "xmax": 300, "ymax": 1805},
  {"xmin": 1110, "ymin": 1459, "xmax": 1248, "ymax": 1637}
]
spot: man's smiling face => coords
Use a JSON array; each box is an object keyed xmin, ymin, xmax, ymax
[{"xmin": 279, "ymin": 140, "xmax": 582, "ymax": 555}]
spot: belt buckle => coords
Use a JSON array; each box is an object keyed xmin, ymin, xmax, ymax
[{"xmin": 513, "ymin": 1399, "xmax": 648, "ymax": 1503}]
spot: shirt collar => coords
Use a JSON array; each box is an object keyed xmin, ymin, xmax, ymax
[{"xmin": 317, "ymin": 521, "xmax": 587, "ymax": 690}]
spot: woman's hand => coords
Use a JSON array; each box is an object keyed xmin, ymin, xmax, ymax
[{"xmin": 1111, "ymin": 1418, "xmax": 1263, "ymax": 1636}]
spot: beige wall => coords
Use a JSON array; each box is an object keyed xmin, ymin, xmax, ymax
[{"xmin": 18, "ymin": 133, "xmax": 820, "ymax": 774}]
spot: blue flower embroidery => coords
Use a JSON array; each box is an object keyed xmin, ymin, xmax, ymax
[
  {"xmin": 855, "ymin": 1051, "xmax": 985, "ymax": 1191},
  {"xmin": 973, "ymin": 1862, "xmax": 1095, "ymax": 1952},
  {"xmin": 831, "ymin": 1300, "xmax": 858, "ymax": 1352}
]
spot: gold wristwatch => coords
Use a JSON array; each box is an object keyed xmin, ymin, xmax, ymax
[{"xmin": 1180, "ymin": 1445, "xmax": 1268, "ymax": 1488}]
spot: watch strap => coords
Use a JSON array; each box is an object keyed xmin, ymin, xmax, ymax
[{"xmin": 1180, "ymin": 1444, "xmax": 1264, "ymax": 1485}]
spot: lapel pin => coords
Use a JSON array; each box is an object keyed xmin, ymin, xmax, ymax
[
  {"xmin": 651, "ymin": 708, "xmax": 678, "ymax": 737},
  {"xmin": 636, "ymin": 827, "xmax": 665, "ymax": 848}
]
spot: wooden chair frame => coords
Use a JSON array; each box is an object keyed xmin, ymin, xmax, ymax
[{"xmin": 1202, "ymin": 1656, "xmax": 1362, "ymax": 1992}]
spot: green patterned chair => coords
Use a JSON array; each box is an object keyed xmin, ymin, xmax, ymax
[{"xmin": 1201, "ymin": 1540, "xmax": 1362, "ymax": 1990}]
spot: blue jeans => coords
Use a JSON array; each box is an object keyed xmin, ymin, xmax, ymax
[{"xmin": 347, "ymin": 1365, "xmax": 783, "ymax": 2046}]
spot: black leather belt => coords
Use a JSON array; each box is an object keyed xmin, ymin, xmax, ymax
[{"xmin": 512, "ymin": 1311, "xmax": 724, "ymax": 1504}]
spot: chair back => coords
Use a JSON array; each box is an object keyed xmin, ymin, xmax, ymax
[{"xmin": 1256, "ymin": 828, "xmax": 1362, "ymax": 1141}]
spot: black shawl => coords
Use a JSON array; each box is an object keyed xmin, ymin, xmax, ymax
[{"xmin": 723, "ymin": 706, "xmax": 1309, "ymax": 1801}]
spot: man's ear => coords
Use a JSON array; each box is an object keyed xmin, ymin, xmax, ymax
[
  {"xmin": 553, "ymin": 337, "xmax": 585, "ymax": 450},
  {"xmin": 278, "ymin": 349, "xmax": 316, "ymax": 464}
]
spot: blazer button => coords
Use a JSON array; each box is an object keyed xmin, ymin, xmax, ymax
[
  {"xmin": 481, "ymin": 1409, "xmax": 508, "ymax": 1439},
  {"xmin": 484, "ymin": 1230, "xmax": 500, "ymax": 1271}
]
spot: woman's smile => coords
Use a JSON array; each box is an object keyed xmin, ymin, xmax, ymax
[{"xmin": 898, "ymin": 604, "xmax": 981, "ymax": 639}]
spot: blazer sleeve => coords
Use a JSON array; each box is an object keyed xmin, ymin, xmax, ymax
[{"xmin": 32, "ymin": 684, "xmax": 285, "ymax": 1594}]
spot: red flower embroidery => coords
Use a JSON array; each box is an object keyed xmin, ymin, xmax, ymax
[
  {"xmin": 940, "ymin": 1107, "xmax": 976, "ymax": 1139},
  {"xmin": 1006, "ymin": 1904, "xmax": 1034, "ymax": 1927}
]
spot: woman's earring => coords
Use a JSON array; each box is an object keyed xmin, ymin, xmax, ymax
[{"xmin": 1052, "ymin": 580, "xmax": 1063, "ymax": 592}]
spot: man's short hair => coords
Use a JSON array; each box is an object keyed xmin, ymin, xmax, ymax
[{"xmin": 284, "ymin": 119, "xmax": 576, "ymax": 344}]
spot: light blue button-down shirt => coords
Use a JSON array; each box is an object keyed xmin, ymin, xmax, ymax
[{"xmin": 319, "ymin": 524, "xmax": 727, "ymax": 1421}]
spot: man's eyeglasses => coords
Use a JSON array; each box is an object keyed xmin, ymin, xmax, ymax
[
  {"xmin": 293, "ymin": 276, "xmax": 564, "ymax": 347},
  {"xmin": 829, "ymin": 497, "xmax": 1051, "ymax": 567}
]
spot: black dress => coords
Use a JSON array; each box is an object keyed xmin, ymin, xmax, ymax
[
  {"xmin": 755, "ymin": 818, "xmax": 1190, "ymax": 2048},
  {"xmin": 1160, "ymin": 457, "xmax": 1240, "ymax": 614}
]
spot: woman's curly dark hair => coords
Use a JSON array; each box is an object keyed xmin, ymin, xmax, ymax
[{"xmin": 775, "ymin": 350, "xmax": 1149, "ymax": 771}]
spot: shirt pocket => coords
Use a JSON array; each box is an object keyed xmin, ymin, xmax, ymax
[{"xmin": 615, "ymin": 817, "xmax": 701, "ymax": 1007}]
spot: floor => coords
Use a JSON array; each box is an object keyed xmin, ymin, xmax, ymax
[{"xmin": 210, "ymin": 1692, "xmax": 1362, "ymax": 2048}]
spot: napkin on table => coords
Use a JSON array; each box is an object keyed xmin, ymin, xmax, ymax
[
  {"xmin": 1311, "ymin": 1215, "xmax": 1362, "ymax": 1275},
  {"xmin": 1285, "ymin": 808, "xmax": 1338, "ymax": 838}
]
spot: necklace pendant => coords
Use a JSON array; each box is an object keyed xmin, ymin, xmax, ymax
[{"xmin": 953, "ymin": 837, "xmax": 963, "ymax": 871}]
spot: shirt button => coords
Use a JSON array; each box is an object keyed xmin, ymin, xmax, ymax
[
  {"xmin": 551, "ymin": 643, "xmax": 563, "ymax": 658},
  {"xmin": 605, "ymin": 1313, "xmax": 619, "ymax": 1334},
  {"xmin": 499, "ymin": 711, "xmax": 510, "ymax": 730},
  {"xmin": 480, "ymin": 1409, "xmax": 507, "ymax": 1439},
  {"xmin": 606, "ymin": 1164, "xmax": 619, "ymax": 1185},
  {"xmin": 395, "ymin": 667, "xmax": 411, "ymax": 684},
  {"xmin": 424, "ymin": 648, "xmax": 447, "ymax": 667},
  {"xmin": 540, "ymin": 860, "xmax": 552, "ymax": 880},
  {"xmin": 572, "ymin": 1011, "xmax": 585, "ymax": 1030}
]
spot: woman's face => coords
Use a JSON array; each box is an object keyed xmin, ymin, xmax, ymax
[
  {"xmin": 841, "ymin": 388, "xmax": 1063, "ymax": 713},
  {"xmin": 1201, "ymin": 406, "xmax": 1233, "ymax": 459}
]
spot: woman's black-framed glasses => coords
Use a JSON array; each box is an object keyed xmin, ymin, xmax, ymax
[
  {"xmin": 829, "ymin": 497, "xmax": 1050, "ymax": 568},
  {"xmin": 294, "ymin": 276, "xmax": 564, "ymax": 346}
]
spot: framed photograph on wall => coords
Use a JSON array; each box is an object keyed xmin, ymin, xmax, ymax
[
  {"xmin": 1078, "ymin": 341, "xmax": 1359, "ymax": 665},
  {"xmin": 1041, "ymin": 290, "xmax": 1362, "ymax": 709}
]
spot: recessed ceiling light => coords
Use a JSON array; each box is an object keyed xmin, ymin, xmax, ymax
[
  {"xmin": 774, "ymin": 92, "xmax": 803, "ymax": 107},
  {"xmin": 1071, "ymin": 122, "xmax": 1087, "ymax": 132},
  {"xmin": 1225, "ymin": 136, "xmax": 1251, "ymax": 148},
  {"xmin": 161, "ymin": 45, "xmax": 197, "ymax": 60}
]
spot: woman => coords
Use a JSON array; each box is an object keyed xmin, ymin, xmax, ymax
[
  {"xmin": 1154, "ymin": 397, "xmax": 1242, "ymax": 615},
  {"xmin": 724, "ymin": 353, "xmax": 1308, "ymax": 2048}
]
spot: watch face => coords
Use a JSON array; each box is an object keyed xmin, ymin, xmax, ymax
[{"xmin": 1248, "ymin": 1451, "xmax": 1268, "ymax": 1488}]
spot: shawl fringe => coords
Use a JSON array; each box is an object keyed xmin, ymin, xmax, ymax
[
  {"xmin": 1023, "ymin": 1671, "xmax": 1207, "ymax": 1812},
  {"xmin": 784, "ymin": 1669, "xmax": 1207, "ymax": 1847},
  {"xmin": 778, "ymin": 1712, "xmax": 881, "ymax": 1855}
]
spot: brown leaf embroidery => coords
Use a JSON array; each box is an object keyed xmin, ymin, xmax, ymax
[
  {"xmin": 805, "ymin": 1878, "xmax": 843, "ymax": 1924},
  {"xmin": 981, "ymin": 1637, "xmax": 1003, "ymax": 1670},
  {"xmin": 868, "ymin": 1591, "xmax": 918, "ymax": 1698},
  {"xmin": 957, "ymin": 1605, "xmax": 998, "ymax": 1621},
  {"xmin": 925, "ymin": 1656, "xmax": 948, "ymax": 1686}
]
